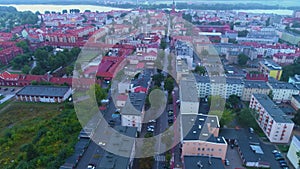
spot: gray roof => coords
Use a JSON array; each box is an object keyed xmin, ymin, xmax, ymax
[
  {"xmin": 183, "ymin": 156, "xmax": 225, "ymax": 169},
  {"xmin": 17, "ymin": 85, "xmax": 70, "ymax": 97},
  {"xmin": 268, "ymin": 82, "xmax": 298, "ymax": 90},
  {"xmin": 181, "ymin": 114, "xmax": 224, "ymax": 144},
  {"xmin": 244, "ymin": 80, "xmax": 270, "ymax": 89},
  {"xmin": 293, "ymin": 95, "xmax": 300, "ymax": 103},
  {"xmin": 121, "ymin": 93, "xmax": 146, "ymax": 115},
  {"xmin": 99, "ymin": 126, "xmax": 137, "ymax": 169},
  {"xmin": 226, "ymin": 77, "xmax": 243, "ymax": 85},
  {"xmin": 180, "ymin": 80, "xmax": 198, "ymax": 102},
  {"xmin": 253, "ymin": 94, "xmax": 294, "ymax": 123},
  {"xmin": 219, "ymin": 128, "xmax": 268, "ymax": 163},
  {"xmin": 259, "ymin": 60, "xmax": 282, "ymax": 70}
]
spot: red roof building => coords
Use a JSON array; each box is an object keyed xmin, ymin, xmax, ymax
[{"xmin": 246, "ymin": 73, "xmax": 268, "ymax": 82}]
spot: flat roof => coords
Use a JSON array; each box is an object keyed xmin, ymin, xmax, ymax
[
  {"xmin": 181, "ymin": 114, "xmax": 224, "ymax": 143},
  {"xmin": 268, "ymin": 82, "xmax": 298, "ymax": 90},
  {"xmin": 180, "ymin": 80, "xmax": 198, "ymax": 102},
  {"xmin": 121, "ymin": 93, "xmax": 146, "ymax": 115},
  {"xmin": 17, "ymin": 85, "xmax": 70, "ymax": 97},
  {"xmin": 183, "ymin": 155, "xmax": 225, "ymax": 169},
  {"xmin": 253, "ymin": 94, "xmax": 294, "ymax": 123},
  {"xmin": 293, "ymin": 95, "xmax": 300, "ymax": 103},
  {"xmin": 244, "ymin": 80, "xmax": 270, "ymax": 89}
]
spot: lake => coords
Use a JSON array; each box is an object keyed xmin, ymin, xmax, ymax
[{"xmin": 0, "ymin": 4, "xmax": 294, "ymax": 16}]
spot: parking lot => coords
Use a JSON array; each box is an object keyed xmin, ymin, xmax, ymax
[
  {"xmin": 225, "ymin": 146, "xmax": 244, "ymax": 169},
  {"xmin": 0, "ymin": 86, "xmax": 22, "ymax": 103}
]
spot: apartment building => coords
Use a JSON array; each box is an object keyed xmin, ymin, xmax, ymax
[
  {"xmin": 249, "ymin": 94, "xmax": 294, "ymax": 143},
  {"xmin": 259, "ymin": 60, "xmax": 282, "ymax": 80},
  {"xmin": 287, "ymin": 135, "xmax": 300, "ymax": 169},
  {"xmin": 268, "ymin": 82, "xmax": 299, "ymax": 102},
  {"xmin": 181, "ymin": 114, "xmax": 227, "ymax": 160},
  {"xmin": 242, "ymin": 80, "xmax": 271, "ymax": 101},
  {"xmin": 291, "ymin": 95, "xmax": 300, "ymax": 111},
  {"xmin": 195, "ymin": 75, "xmax": 243, "ymax": 99}
]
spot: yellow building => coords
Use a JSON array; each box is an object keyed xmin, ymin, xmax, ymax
[{"xmin": 259, "ymin": 60, "xmax": 282, "ymax": 80}]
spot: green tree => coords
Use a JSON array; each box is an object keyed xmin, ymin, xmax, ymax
[
  {"xmin": 238, "ymin": 30, "xmax": 249, "ymax": 37},
  {"xmin": 160, "ymin": 39, "xmax": 167, "ymax": 50},
  {"xmin": 16, "ymin": 41, "xmax": 30, "ymax": 53},
  {"xmin": 152, "ymin": 73, "xmax": 165, "ymax": 87},
  {"xmin": 164, "ymin": 76, "xmax": 175, "ymax": 93},
  {"xmin": 194, "ymin": 65, "xmax": 206, "ymax": 75},
  {"xmin": 238, "ymin": 53, "xmax": 249, "ymax": 65},
  {"xmin": 228, "ymin": 94, "xmax": 240, "ymax": 109},
  {"xmin": 87, "ymin": 84, "xmax": 107, "ymax": 106},
  {"xmin": 219, "ymin": 109, "xmax": 235, "ymax": 127},
  {"xmin": 22, "ymin": 65, "xmax": 31, "ymax": 74},
  {"xmin": 292, "ymin": 109, "xmax": 300, "ymax": 126}
]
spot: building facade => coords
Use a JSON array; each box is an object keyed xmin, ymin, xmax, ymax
[
  {"xmin": 287, "ymin": 135, "xmax": 300, "ymax": 169},
  {"xmin": 249, "ymin": 94, "xmax": 294, "ymax": 143}
]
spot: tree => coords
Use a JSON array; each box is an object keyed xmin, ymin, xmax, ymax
[
  {"xmin": 238, "ymin": 30, "xmax": 249, "ymax": 37},
  {"xmin": 152, "ymin": 73, "xmax": 165, "ymax": 87},
  {"xmin": 194, "ymin": 65, "xmax": 206, "ymax": 75},
  {"xmin": 160, "ymin": 39, "xmax": 167, "ymax": 50},
  {"xmin": 292, "ymin": 109, "xmax": 300, "ymax": 126},
  {"xmin": 22, "ymin": 65, "xmax": 31, "ymax": 74},
  {"xmin": 228, "ymin": 94, "xmax": 240, "ymax": 109},
  {"xmin": 238, "ymin": 53, "xmax": 249, "ymax": 65},
  {"xmin": 219, "ymin": 109, "xmax": 235, "ymax": 127},
  {"xmin": 87, "ymin": 84, "xmax": 107, "ymax": 106},
  {"xmin": 268, "ymin": 90, "xmax": 274, "ymax": 100},
  {"xmin": 164, "ymin": 77, "xmax": 175, "ymax": 93},
  {"xmin": 16, "ymin": 41, "xmax": 30, "ymax": 53}
]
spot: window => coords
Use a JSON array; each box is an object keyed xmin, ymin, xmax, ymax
[
  {"xmin": 202, "ymin": 148, "xmax": 205, "ymax": 151},
  {"xmin": 198, "ymin": 148, "xmax": 200, "ymax": 151},
  {"xmin": 219, "ymin": 149, "xmax": 222, "ymax": 151}
]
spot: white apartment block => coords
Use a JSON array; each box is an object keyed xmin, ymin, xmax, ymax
[
  {"xmin": 287, "ymin": 135, "xmax": 300, "ymax": 169},
  {"xmin": 268, "ymin": 82, "xmax": 299, "ymax": 102},
  {"xmin": 249, "ymin": 94, "xmax": 294, "ymax": 143}
]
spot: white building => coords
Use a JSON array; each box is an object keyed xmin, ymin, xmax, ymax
[
  {"xmin": 287, "ymin": 135, "xmax": 300, "ymax": 169},
  {"xmin": 268, "ymin": 82, "xmax": 299, "ymax": 102},
  {"xmin": 121, "ymin": 93, "xmax": 146, "ymax": 132},
  {"xmin": 249, "ymin": 94, "xmax": 294, "ymax": 143},
  {"xmin": 16, "ymin": 86, "xmax": 72, "ymax": 103},
  {"xmin": 179, "ymin": 80, "xmax": 199, "ymax": 115}
]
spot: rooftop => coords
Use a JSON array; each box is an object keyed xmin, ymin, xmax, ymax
[
  {"xmin": 293, "ymin": 95, "xmax": 300, "ymax": 103},
  {"xmin": 268, "ymin": 81, "xmax": 298, "ymax": 90},
  {"xmin": 181, "ymin": 114, "xmax": 224, "ymax": 143},
  {"xmin": 183, "ymin": 155, "xmax": 225, "ymax": 169},
  {"xmin": 17, "ymin": 85, "xmax": 71, "ymax": 97},
  {"xmin": 253, "ymin": 94, "xmax": 294, "ymax": 123},
  {"xmin": 121, "ymin": 92, "xmax": 146, "ymax": 115},
  {"xmin": 180, "ymin": 80, "xmax": 199, "ymax": 103},
  {"xmin": 244, "ymin": 80, "xmax": 270, "ymax": 89},
  {"xmin": 259, "ymin": 59, "xmax": 282, "ymax": 70}
]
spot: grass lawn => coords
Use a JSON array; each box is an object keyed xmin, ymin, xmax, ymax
[
  {"xmin": 277, "ymin": 144, "xmax": 290, "ymax": 153},
  {"xmin": 0, "ymin": 101, "xmax": 82, "ymax": 169}
]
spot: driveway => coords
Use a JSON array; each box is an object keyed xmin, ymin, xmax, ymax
[{"xmin": 225, "ymin": 146, "xmax": 244, "ymax": 169}]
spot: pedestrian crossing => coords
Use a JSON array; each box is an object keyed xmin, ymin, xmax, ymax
[{"xmin": 155, "ymin": 155, "xmax": 166, "ymax": 162}]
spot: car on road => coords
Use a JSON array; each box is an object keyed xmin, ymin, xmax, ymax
[
  {"xmin": 225, "ymin": 159, "xmax": 230, "ymax": 166},
  {"xmin": 87, "ymin": 164, "xmax": 96, "ymax": 169},
  {"xmin": 99, "ymin": 141, "xmax": 106, "ymax": 146},
  {"xmin": 3, "ymin": 88, "xmax": 8, "ymax": 91},
  {"xmin": 10, "ymin": 88, "xmax": 15, "ymax": 92},
  {"xmin": 282, "ymin": 166, "xmax": 289, "ymax": 169},
  {"xmin": 147, "ymin": 125, "xmax": 154, "ymax": 132},
  {"xmin": 274, "ymin": 153, "xmax": 282, "ymax": 158},
  {"xmin": 168, "ymin": 111, "xmax": 173, "ymax": 117},
  {"xmin": 272, "ymin": 150, "xmax": 280, "ymax": 154},
  {"xmin": 149, "ymin": 120, "xmax": 156, "ymax": 123}
]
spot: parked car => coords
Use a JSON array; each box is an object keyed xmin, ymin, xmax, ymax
[
  {"xmin": 275, "ymin": 157, "xmax": 284, "ymax": 161},
  {"xmin": 10, "ymin": 88, "xmax": 15, "ymax": 92},
  {"xmin": 87, "ymin": 164, "xmax": 96, "ymax": 169},
  {"xmin": 3, "ymin": 88, "xmax": 8, "ymax": 91},
  {"xmin": 274, "ymin": 153, "xmax": 282, "ymax": 158},
  {"xmin": 168, "ymin": 111, "xmax": 173, "ymax": 117},
  {"xmin": 272, "ymin": 150, "xmax": 279, "ymax": 154},
  {"xmin": 225, "ymin": 159, "xmax": 230, "ymax": 166}
]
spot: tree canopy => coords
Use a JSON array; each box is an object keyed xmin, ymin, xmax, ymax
[{"xmin": 238, "ymin": 53, "xmax": 249, "ymax": 65}]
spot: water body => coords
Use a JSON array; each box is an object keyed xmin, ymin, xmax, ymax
[
  {"xmin": 0, "ymin": 4, "xmax": 129, "ymax": 13},
  {"xmin": 0, "ymin": 4, "xmax": 294, "ymax": 15}
]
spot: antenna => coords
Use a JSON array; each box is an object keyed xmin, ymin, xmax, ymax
[{"xmin": 197, "ymin": 160, "xmax": 203, "ymax": 169}]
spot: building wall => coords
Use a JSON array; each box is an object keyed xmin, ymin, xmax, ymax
[
  {"xmin": 291, "ymin": 97, "xmax": 300, "ymax": 111},
  {"xmin": 121, "ymin": 114, "xmax": 142, "ymax": 132},
  {"xmin": 269, "ymin": 70, "xmax": 282, "ymax": 81},
  {"xmin": 241, "ymin": 88, "xmax": 270, "ymax": 101},
  {"xmin": 181, "ymin": 139, "xmax": 227, "ymax": 160},
  {"xmin": 287, "ymin": 136, "xmax": 300, "ymax": 169},
  {"xmin": 249, "ymin": 95, "xmax": 294, "ymax": 143},
  {"xmin": 271, "ymin": 88, "xmax": 299, "ymax": 102}
]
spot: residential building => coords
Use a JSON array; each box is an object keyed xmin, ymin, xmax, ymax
[
  {"xmin": 195, "ymin": 75, "xmax": 243, "ymax": 99},
  {"xmin": 259, "ymin": 60, "xmax": 282, "ymax": 80},
  {"xmin": 181, "ymin": 114, "xmax": 227, "ymax": 160},
  {"xmin": 249, "ymin": 94, "xmax": 294, "ymax": 143},
  {"xmin": 291, "ymin": 95, "xmax": 300, "ymax": 111},
  {"xmin": 242, "ymin": 80, "xmax": 271, "ymax": 101},
  {"xmin": 179, "ymin": 80, "xmax": 199, "ymax": 115},
  {"xmin": 121, "ymin": 93, "xmax": 146, "ymax": 132},
  {"xmin": 287, "ymin": 135, "xmax": 300, "ymax": 169},
  {"xmin": 289, "ymin": 74, "xmax": 300, "ymax": 85},
  {"xmin": 16, "ymin": 86, "xmax": 72, "ymax": 103},
  {"xmin": 268, "ymin": 81, "xmax": 299, "ymax": 102},
  {"xmin": 183, "ymin": 156, "xmax": 225, "ymax": 169},
  {"xmin": 273, "ymin": 52, "xmax": 300, "ymax": 65}
]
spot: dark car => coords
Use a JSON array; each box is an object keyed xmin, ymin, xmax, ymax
[
  {"xmin": 10, "ymin": 88, "xmax": 15, "ymax": 92},
  {"xmin": 275, "ymin": 157, "xmax": 284, "ymax": 161},
  {"xmin": 3, "ymin": 88, "xmax": 8, "ymax": 91}
]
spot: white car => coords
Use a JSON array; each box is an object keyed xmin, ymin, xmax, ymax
[
  {"xmin": 99, "ymin": 141, "xmax": 106, "ymax": 146},
  {"xmin": 87, "ymin": 164, "xmax": 96, "ymax": 169},
  {"xmin": 272, "ymin": 150, "xmax": 280, "ymax": 154}
]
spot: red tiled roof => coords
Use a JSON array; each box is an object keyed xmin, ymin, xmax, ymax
[{"xmin": 0, "ymin": 71, "xmax": 19, "ymax": 80}]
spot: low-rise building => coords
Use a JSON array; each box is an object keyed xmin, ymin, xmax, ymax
[
  {"xmin": 287, "ymin": 135, "xmax": 300, "ymax": 169},
  {"xmin": 289, "ymin": 74, "xmax": 300, "ymax": 85},
  {"xmin": 181, "ymin": 114, "xmax": 227, "ymax": 160},
  {"xmin": 242, "ymin": 80, "xmax": 271, "ymax": 101},
  {"xmin": 249, "ymin": 94, "xmax": 294, "ymax": 143},
  {"xmin": 183, "ymin": 156, "xmax": 225, "ymax": 169},
  {"xmin": 121, "ymin": 93, "xmax": 146, "ymax": 132},
  {"xmin": 16, "ymin": 85, "xmax": 72, "ymax": 103}
]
